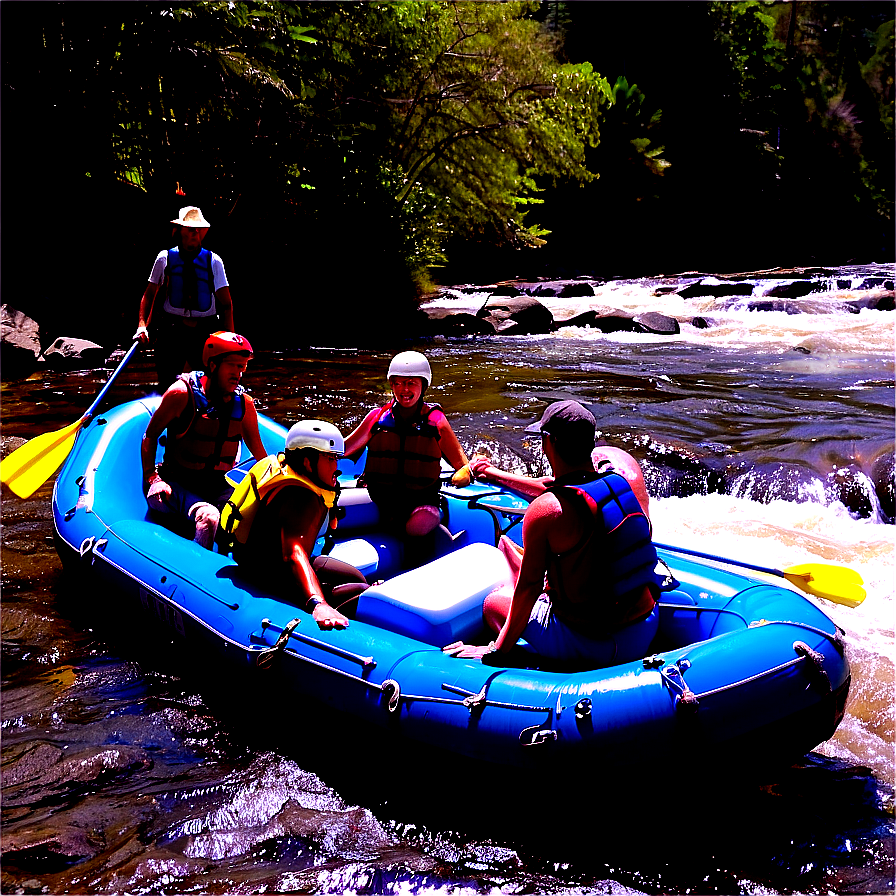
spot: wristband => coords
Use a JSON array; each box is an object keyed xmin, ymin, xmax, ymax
[{"xmin": 306, "ymin": 596, "xmax": 324, "ymax": 610}]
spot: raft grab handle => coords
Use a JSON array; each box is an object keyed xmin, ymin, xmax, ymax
[{"xmin": 257, "ymin": 618, "xmax": 376, "ymax": 669}]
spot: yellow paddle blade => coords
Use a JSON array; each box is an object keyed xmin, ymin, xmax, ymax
[
  {"xmin": 0, "ymin": 418, "xmax": 85, "ymax": 499},
  {"xmin": 783, "ymin": 563, "xmax": 867, "ymax": 608}
]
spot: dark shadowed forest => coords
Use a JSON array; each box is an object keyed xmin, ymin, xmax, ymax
[{"xmin": 2, "ymin": 1, "xmax": 893, "ymax": 348}]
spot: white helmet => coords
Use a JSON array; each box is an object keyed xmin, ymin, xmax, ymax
[
  {"xmin": 285, "ymin": 420, "xmax": 345, "ymax": 456},
  {"xmin": 387, "ymin": 351, "xmax": 432, "ymax": 389}
]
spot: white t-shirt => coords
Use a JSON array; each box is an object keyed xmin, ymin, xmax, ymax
[{"xmin": 148, "ymin": 249, "xmax": 229, "ymax": 292}]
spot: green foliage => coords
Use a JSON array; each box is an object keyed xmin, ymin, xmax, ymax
[
  {"xmin": 278, "ymin": 2, "xmax": 613, "ymax": 279},
  {"xmin": 709, "ymin": 1, "xmax": 894, "ymax": 223},
  {"xmin": 606, "ymin": 77, "xmax": 670, "ymax": 180},
  {"xmin": 4, "ymin": 0, "xmax": 890, "ymax": 315}
]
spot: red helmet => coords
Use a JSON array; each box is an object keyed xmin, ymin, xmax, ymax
[{"xmin": 202, "ymin": 331, "xmax": 253, "ymax": 368}]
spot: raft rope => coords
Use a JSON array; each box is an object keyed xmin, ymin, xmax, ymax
[
  {"xmin": 252, "ymin": 619, "xmax": 553, "ymax": 717},
  {"xmin": 378, "ymin": 678, "xmax": 553, "ymax": 716},
  {"xmin": 648, "ymin": 639, "xmax": 834, "ymax": 711}
]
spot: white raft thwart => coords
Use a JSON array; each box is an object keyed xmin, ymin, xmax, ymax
[{"xmin": 355, "ymin": 543, "xmax": 512, "ymax": 645}]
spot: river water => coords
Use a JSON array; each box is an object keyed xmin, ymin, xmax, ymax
[{"xmin": 1, "ymin": 265, "xmax": 894, "ymax": 894}]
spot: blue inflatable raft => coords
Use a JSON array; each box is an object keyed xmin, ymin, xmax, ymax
[{"xmin": 52, "ymin": 398, "xmax": 851, "ymax": 771}]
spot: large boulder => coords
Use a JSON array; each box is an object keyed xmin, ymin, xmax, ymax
[
  {"xmin": 676, "ymin": 281, "xmax": 754, "ymax": 298},
  {"xmin": 846, "ymin": 290, "xmax": 895, "ymax": 312},
  {"xmin": 825, "ymin": 465, "xmax": 877, "ymax": 519},
  {"xmin": 557, "ymin": 282, "xmax": 596, "ymax": 298},
  {"xmin": 739, "ymin": 299, "xmax": 804, "ymax": 314},
  {"xmin": 634, "ymin": 312, "xmax": 680, "ymax": 335},
  {"xmin": 761, "ymin": 280, "xmax": 821, "ymax": 299},
  {"xmin": 553, "ymin": 309, "xmax": 602, "ymax": 329},
  {"xmin": 1, "ymin": 305, "xmax": 41, "ymax": 377},
  {"xmin": 478, "ymin": 293, "xmax": 554, "ymax": 335},
  {"xmin": 871, "ymin": 451, "xmax": 895, "ymax": 523},
  {"xmin": 593, "ymin": 313, "xmax": 640, "ymax": 334},
  {"xmin": 41, "ymin": 337, "xmax": 107, "ymax": 370},
  {"xmin": 424, "ymin": 310, "xmax": 495, "ymax": 337},
  {"xmin": 859, "ymin": 276, "xmax": 895, "ymax": 290}
]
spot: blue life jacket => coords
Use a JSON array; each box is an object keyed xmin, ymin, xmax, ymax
[
  {"xmin": 545, "ymin": 469, "xmax": 664, "ymax": 634},
  {"xmin": 162, "ymin": 247, "xmax": 217, "ymax": 318}
]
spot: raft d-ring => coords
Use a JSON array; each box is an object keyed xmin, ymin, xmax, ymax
[
  {"xmin": 78, "ymin": 537, "xmax": 96, "ymax": 559},
  {"xmin": 462, "ymin": 685, "xmax": 488, "ymax": 713},
  {"xmin": 255, "ymin": 617, "xmax": 302, "ymax": 670},
  {"xmin": 381, "ymin": 679, "xmax": 401, "ymax": 713}
]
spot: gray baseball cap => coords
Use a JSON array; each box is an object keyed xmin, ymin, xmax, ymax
[{"xmin": 525, "ymin": 400, "xmax": 596, "ymax": 437}]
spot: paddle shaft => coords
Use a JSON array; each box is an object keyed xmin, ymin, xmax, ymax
[
  {"xmin": 0, "ymin": 341, "xmax": 142, "ymax": 498},
  {"xmin": 654, "ymin": 542, "xmax": 791, "ymax": 579},
  {"xmin": 81, "ymin": 340, "xmax": 142, "ymax": 424}
]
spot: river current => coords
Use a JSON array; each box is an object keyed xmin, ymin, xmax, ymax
[{"xmin": 1, "ymin": 264, "xmax": 894, "ymax": 894}]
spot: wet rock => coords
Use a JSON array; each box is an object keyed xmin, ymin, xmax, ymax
[
  {"xmin": 41, "ymin": 337, "xmax": 107, "ymax": 370},
  {"xmin": 1, "ymin": 305, "xmax": 42, "ymax": 378},
  {"xmin": 593, "ymin": 313, "xmax": 640, "ymax": 334},
  {"xmin": 846, "ymin": 289, "xmax": 895, "ymax": 312},
  {"xmin": 553, "ymin": 309, "xmax": 601, "ymax": 329},
  {"xmin": 640, "ymin": 441, "xmax": 726, "ymax": 499},
  {"xmin": 858, "ymin": 276, "xmax": 895, "ymax": 290},
  {"xmin": 423, "ymin": 310, "xmax": 495, "ymax": 337},
  {"xmin": 691, "ymin": 316, "xmax": 716, "ymax": 329},
  {"xmin": 743, "ymin": 299, "xmax": 804, "ymax": 314},
  {"xmin": 825, "ymin": 465, "xmax": 876, "ymax": 519},
  {"xmin": 761, "ymin": 280, "xmax": 821, "ymax": 298},
  {"xmin": 488, "ymin": 284, "xmax": 523, "ymax": 297},
  {"xmin": 871, "ymin": 452, "xmax": 895, "ymax": 523},
  {"xmin": 530, "ymin": 284, "xmax": 561, "ymax": 297},
  {"xmin": 557, "ymin": 282, "xmax": 595, "ymax": 298},
  {"xmin": 634, "ymin": 311, "xmax": 679, "ymax": 335},
  {"xmin": 729, "ymin": 463, "xmax": 823, "ymax": 504},
  {"xmin": 652, "ymin": 285, "xmax": 679, "ymax": 296},
  {"xmin": 676, "ymin": 281, "xmax": 754, "ymax": 298},
  {"xmin": 478, "ymin": 294, "xmax": 553, "ymax": 335}
]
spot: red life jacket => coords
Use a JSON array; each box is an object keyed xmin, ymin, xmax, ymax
[
  {"xmin": 162, "ymin": 371, "xmax": 247, "ymax": 487},
  {"xmin": 363, "ymin": 400, "xmax": 445, "ymax": 501},
  {"xmin": 545, "ymin": 470, "xmax": 663, "ymax": 635}
]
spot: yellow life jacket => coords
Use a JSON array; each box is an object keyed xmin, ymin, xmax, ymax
[{"xmin": 218, "ymin": 453, "xmax": 338, "ymax": 552}]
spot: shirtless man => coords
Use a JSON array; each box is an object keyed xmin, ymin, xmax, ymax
[{"xmin": 444, "ymin": 401, "xmax": 663, "ymax": 668}]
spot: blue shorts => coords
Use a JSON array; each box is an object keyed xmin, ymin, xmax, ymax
[{"xmin": 522, "ymin": 596, "xmax": 659, "ymax": 668}]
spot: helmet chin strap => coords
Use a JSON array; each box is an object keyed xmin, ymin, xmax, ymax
[{"xmin": 298, "ymin": 452, "xmax": 341, "ymax": 495}]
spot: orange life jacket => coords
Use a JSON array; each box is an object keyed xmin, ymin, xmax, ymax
[{"xmin": 162, "ymin": 371, "xmax": 246, "ymax": 483}]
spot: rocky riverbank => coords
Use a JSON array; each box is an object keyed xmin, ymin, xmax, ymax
[
  {"xmin": 3, "ymin": 265, "xmax": 893, "ymax": 377},
  {"xmin": 419, "ymin": 264, "xmax": 894, "ymax": 337}
]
